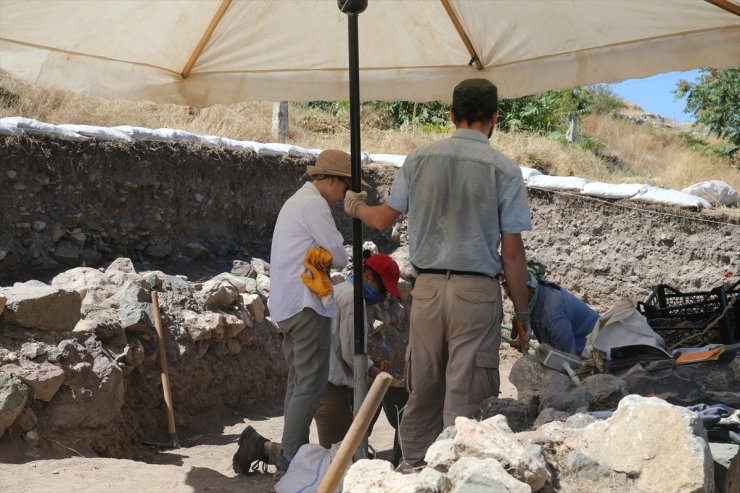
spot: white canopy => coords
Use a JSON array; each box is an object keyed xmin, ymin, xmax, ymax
[{"xmin": 1, "ymin": 0, "xmax": 738, "ymax": 106}]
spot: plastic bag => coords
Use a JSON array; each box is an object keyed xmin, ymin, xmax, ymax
[{"xmin": 274, "ymin": 442, "xmax": 342, "ymax": 493}]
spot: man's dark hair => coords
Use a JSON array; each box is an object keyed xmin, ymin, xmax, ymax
[{"xmin": 451, "ymin": 78, "xmax": 498, "ymax": 125}]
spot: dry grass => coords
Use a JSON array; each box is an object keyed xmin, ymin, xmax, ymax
[
  {"xmin": 2, "ymin": 71, "xmax": 738, "ymax": 194},
  {"xmin": 582, "ymin": 113, "xmax": 740, "ymax": 191}
]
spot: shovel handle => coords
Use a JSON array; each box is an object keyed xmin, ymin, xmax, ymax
[
  {"xmin": 152, "ymin": 291, "xmax": 179, "ymax": 447},
  {"xmin": 318, "ymin": 372, "xmax": 392, "ymax": 493}
]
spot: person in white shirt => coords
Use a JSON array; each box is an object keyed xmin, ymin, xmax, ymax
[{"xmin": 233, "ymin": 149, "xmax": 366, "ymax": 478}]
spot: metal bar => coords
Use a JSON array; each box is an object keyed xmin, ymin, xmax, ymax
[{"xmin": 347, "ymin": 8, "xmax": 369, "ymax": 460}]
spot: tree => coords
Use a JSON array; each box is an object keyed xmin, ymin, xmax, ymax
[{"xmin": 673, "ymin": 68, "xmax": 739, "ymax": 153}]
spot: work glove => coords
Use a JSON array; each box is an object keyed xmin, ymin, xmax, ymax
[
  {"xmin": 301, "ymin": 247, "xmax": 334, "ymax": 308},
  {"xmin": 344, "ymin": 190, "xmax": 367, "ymax": 218},
  {"xmin": 510, "ymin": 311, "xmax": 532, "ymax": 351},
  {"xmin": 390, "ymin": 377, "xmax": 405, "ymax": 388}
]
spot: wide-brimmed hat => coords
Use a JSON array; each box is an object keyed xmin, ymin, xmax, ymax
[
  {"xmin": 364, "ymin": 254, "xmax": 402, "ymax": 298},
  {"xmin": 307, "ymin": 149, "xmax": 369, "ymax": 187}
]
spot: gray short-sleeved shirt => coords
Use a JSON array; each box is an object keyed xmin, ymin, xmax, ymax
[{"xmin": 386, "ymin": 128, "xmax": 531, "ymax": 277}]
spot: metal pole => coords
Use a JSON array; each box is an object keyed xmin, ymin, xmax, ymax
[{"xmin": 338, "ymin": 0, "xmax": 368, "ymax": 461}]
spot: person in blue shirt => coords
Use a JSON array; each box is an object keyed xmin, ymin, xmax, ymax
[{"xmin": 503, "ymin": 267, "xmax": 600, "ymax": 355}]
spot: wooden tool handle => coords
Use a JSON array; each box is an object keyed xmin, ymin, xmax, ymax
[
  {"xmin": 152, "ymin": 291, "xmax": 179, "ymax": 446},
  {"xmin": 318, "ymin": 372, "xmax": 392, "ymax": 493}
]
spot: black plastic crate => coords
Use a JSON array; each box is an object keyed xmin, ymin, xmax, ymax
[
  {"xmin": 637, "ymin": 284, "xmax": 736, "ymax": 345},
  {"xmin": 725, "ymin": 279, "xmax": 740, "ymax": 342}
]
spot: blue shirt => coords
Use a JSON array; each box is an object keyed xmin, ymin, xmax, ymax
[
  {"xmin": 530, "ymin": 282, "xmax": 600, "ymax": 354},
  {"xmin": 386, "ymin": 129, "xmax": 531, "ymax": 277}
]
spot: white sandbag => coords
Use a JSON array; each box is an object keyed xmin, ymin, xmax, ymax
[
  {"xmin": 520, "ymin": 166, "xmax": 542, "ymax": 182},
  {"xmin": 368, "ymin": 153, "xmax": 406, "ymax": 167},
  {"xmin": 152, "ymin": 128, "xmax": 222, "ymax": 147},
  {"xmin": 274, "ymin": 442, "xmax": 342, "ymax": 493},
  {"xmin": 0, "ymin": 120, "xmax": 24, "ymax": 136},
  {"xmin": 581, "ymin": 182, "xmax": 648, "ymax": 199},
  {"xmin": 112, "ymin": 125, "xmax": 164, "ymax": 140},
  {"xmin": 1, "ymin": 117, "xmax": 88, "ymax": 142},
  {"xmin": 631, "ymin": 186, "xmax": 712, "ymax": 209},
  {"xmin": 219, "ymin": 137, "xmax": 261, "ymax": 152},
  {"xmin": 58, "ymin": 124, "xmax": 134, "ymax": 142},
  {"xmin": 258, "ymin": 142, "xmax": 319, "ymax": 157},
  {"xmin": 526, "ymin": 174, "xmax": 589, "ymax": 191},
  {"xmin": 682, "ymin": 180, "xmax": 739, "ymax": 207}
]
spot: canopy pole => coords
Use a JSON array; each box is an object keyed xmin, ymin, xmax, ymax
[
  {"xmin": 339, "ymin": 0, "xmax": 368, "ymax": 461},
  {"xmin": 704, "ymin": 0, "xmax": 740, "ymax": 16},
  {"xmin": 181, "ymin": 0, "xmax": 233, "ymax": 78},
  {"xmin": 440, "ymin": 0, "xmax": 483, "ymax": 69}
]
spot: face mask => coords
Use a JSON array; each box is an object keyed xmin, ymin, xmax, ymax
[
  {"xmin": 348, "ymin": 274, "xmax": 386, "ymax": 305},
  {"xmin": 363, "ymin": 282, "xmax": 386, "ymax": 306}
]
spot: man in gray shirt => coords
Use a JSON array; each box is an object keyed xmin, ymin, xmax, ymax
[{"xmin": 344, "ymin": 78, "xmax": 532, "ymax": 468}]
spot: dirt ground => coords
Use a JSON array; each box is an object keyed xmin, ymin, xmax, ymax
[{"xmin": 0, "ymin": 347, "xmax": 520, "ymax": 493}]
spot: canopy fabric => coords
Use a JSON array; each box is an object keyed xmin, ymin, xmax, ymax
[{"xmin": 1, "ymin": 0, "xmax": 738, "ymax": 106}]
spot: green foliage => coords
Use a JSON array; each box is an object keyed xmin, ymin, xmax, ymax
[
  {"xmin": 584, "ymin": 85, "xmax": 627, "ymax": 114},
  {"xmin": 497, "ymin": 88, "xmax": 594, "ymax": 134},
  {"xmin": 673, "ymin": 68, "xmax": 739, "ymax": 152},
  {"xmin": 303, "ymin": 100, "xmax": 451, "ymax": 131},
  {"xmin": 677, "ymin": 130, "xmax": 740, "ymax": 163}
]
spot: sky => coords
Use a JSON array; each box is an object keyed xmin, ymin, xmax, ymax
[{"xmin": 608, "ymin": 70, "xmax": 700, "ymax": 124}]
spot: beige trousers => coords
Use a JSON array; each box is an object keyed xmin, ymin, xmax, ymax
[{"xmin": 399, "ymin": 273, "xmax": 502, "ymax": 463}]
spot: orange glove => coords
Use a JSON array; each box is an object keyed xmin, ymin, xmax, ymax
[
  {"xmin": 510, "ymin": 316, "xmax": 531, "ymax": 351},
  {"xmin": 301, "ymin": 247, "xmax": 333, "ymax": 307},
  {"xmin": 390, "ymin": 377, "xmax": 405, "ymax": 388}
]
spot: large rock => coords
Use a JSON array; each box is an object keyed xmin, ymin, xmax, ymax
[
  {"xmin": 0, "ymin": 284, "xmax": 82, "ymax": 331},
  {"xmin": 105, "ymin": 257, "xmax": 139, "ymax": 286},
  {"xmin": 182, "ymin": 311, "xmax": 224, "ymax": 341},
  {"xmin": 710, "ymin": 443, "xmax": 739, "ymax": 493},
  {"xmin": 538, "ymin": 379, "xmax": 591, "ymax": 414},
  {"xmin": 581, "ymin": 374, "xmax": 628, "ymax": 411},
  {"xmin": 49, "ymin": 352, "xmax": 124, "ymax": 429},
  {"xmin": 343, "ymin": 459, "xmax": 438, "ymax": 493},
  {"xmin": 51, "ymin": 267, "xmax": 116, "ymax": 305},
  {"xmin": 479, "ymin": 397, "xmax": 533, "ymax": 432},
  {"xmin": 0, "ymin": 373, "xmax": 28, "ymax": 437},
  {"xmin": 566, "ymin": 395, "xmax": 713, "ymax": 493},
  {"xmin": 447, "ymin": 456, "xmax": 531, "ymax": 493},
  {"xmin": 200, "ymin": 279, "xmax": 239, "ymax": 309},
  {"xmin": 242, "ymin": 293, "xmax": 265, "ymax": 324},
  {"xmin": 73, "ymin": 307, "xmax": 125, "ymax": 341},
  {"xmin": 454, "ymin": 416, "xmax": 549, "ymax": 491},
  {"xmin": 2, "ymin": 362, "xmax": 65, "ymax": 402},
  {"xmin": 211, "ymin": 272, "xmax": 250, "ymax": 293}
]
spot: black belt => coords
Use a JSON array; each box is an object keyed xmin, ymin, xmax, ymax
[{"xmin": 416, "ymin": 268, "xmax": 491, "ymax": 278}]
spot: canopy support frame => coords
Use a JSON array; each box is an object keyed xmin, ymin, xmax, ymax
[
  {"xmin": 181, "ymin": 0, "xmax": 233, "ymax": 79},
  {"xmin": 441, "ymin": 0, "xmax": 483, "ymax": 70}
]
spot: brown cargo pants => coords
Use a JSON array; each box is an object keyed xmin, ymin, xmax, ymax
[{"xmin": 399, "ymin": 272, "xmax": 502, "ymax": 463}]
